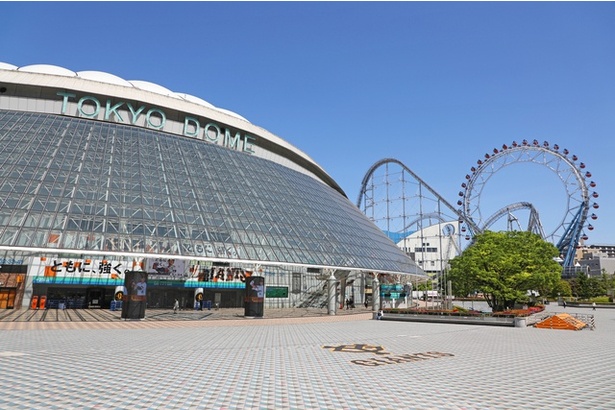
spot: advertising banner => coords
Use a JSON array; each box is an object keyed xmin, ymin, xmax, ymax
[
  {"xmin": 121, "ymin": 271, "xmax": 148, "ymax": 320},
  {"xmin": 145, "ymin": 258, "xmax": 187, "ymax": 279},
  {"xmin": 244, "ymin": 276, "xmax": 264, "ymax": 317},
  {"xmin": 41, "ymin": 258, "xmax": 126, "ymax": 279}
]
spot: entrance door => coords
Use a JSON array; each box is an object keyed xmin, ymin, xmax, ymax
[
  {"xmin": 87, "ymin": 288, "xmax": 104, "ymax": 308},
  {"xmin": 0, "ymin": 289, "xmax": 16, "ymax": 309}
]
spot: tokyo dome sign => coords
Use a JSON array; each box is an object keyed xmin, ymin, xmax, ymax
[{"xmin": 56, "ymin": 92, "xmax": 255, "ymax": 154}]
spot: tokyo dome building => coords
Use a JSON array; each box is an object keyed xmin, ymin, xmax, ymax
[{"xmin": 0, "ymin": 62, "xmax": 423, "ymax": 312}]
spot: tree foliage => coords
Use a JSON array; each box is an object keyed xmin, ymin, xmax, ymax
[
  {"xmin": 550, "ymin": 279, "xmax": 572, "ymax": 298},
  {"xmin": 568, "ymin": 272, "xmax": 615, "ymax": 300},
  {"xmin": 448, "ymin": 231, "xmax": 562, "ymax": 311}
]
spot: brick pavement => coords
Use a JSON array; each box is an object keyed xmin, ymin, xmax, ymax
[
  {"xmin": 0, "ymin": 306, "xmax": 372, "ymax": 330},
  {"xmin": 0, "ymin": 304, "xmax": 613, "ymax": 409}
]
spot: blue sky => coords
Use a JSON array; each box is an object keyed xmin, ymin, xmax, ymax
[{"xmin": 2, "ymin": 2, "xmax": 614, "ymax": 245}]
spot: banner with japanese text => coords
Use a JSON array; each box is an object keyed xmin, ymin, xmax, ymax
[{"xmin": 41, "ymin": 259, "xmax": 127, "ymax": 279}]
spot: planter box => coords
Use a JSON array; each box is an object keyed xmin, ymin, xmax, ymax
[{"xmin": 379, "ymin": 312, "xmax": 515, "ymax": 327}]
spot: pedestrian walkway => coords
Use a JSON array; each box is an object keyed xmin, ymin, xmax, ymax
[
  {"xmin": 0, "ymin": 305, "xmax": 373, "ymax": 330},
  {"xmin": 0, "ymin": 304, "xmax": 613, "ymax": 409}
]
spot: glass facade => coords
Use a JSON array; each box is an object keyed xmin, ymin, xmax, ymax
[{"xmin": 0, "ymin": 110, "xmax": 419, "ymax": 274}]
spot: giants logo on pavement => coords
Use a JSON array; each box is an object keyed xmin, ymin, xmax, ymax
[{"xmin": 322, "ymin": 343, "xmax": 454, "ymax": 367}]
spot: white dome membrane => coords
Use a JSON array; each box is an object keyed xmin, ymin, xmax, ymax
[
  {"xmin": 18, "ymin": 64, "xmax": 76, "ymax": 77},
  {"xmin": 77, "ymin": 71, "xmax": 132, "ymax": 87},
  {"xmin": 1, "ymin": 62, "xmax": 249, "ymax": 122},
  {"xmin": 176, "ymin": 93, "xmax": 215, "ymax": 109},
  {"xmin": 216, "ymin": 107, "xmax": 249, "ymax": 122},
  {"xmin": 128, "ymin": 80, "xmax": 178, "ymax": 98},
  {"xmin": 0, "ymin": 62, "xmax": 18, "ymax": 70}
]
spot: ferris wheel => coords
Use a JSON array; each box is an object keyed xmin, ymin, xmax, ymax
[{"xmin": 458, "ymin": 139, "xmax": 598, "ymax": 267}]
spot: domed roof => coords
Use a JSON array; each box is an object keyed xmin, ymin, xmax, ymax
[
  {"xmin": 0, "ymin": 62, "xmax": 17, "ymax": 70},
  {"xmin": 128, "ymin": 80, "xmax": 179, "ymax": 98},
  {"xmin": 18, "ymin": 64, "xmax": 76, "ymax": 77},
  {"xmin": 0, "ymin": 61, "xmax": 346, "ymax": 200},
  {"xmin": 175, "ymin": 93, "xmax": 215, "ymax": 109},
  {"xmin": 77, "ymin": 70, "xmax": 132, "ymax": 87},
  {"xmin": 0, "ymin": 62, "xmax": 249, "ymax": 123},
  {"xmin": 216, "ymin": 107, "xmax": 249, "ymax": 122}
]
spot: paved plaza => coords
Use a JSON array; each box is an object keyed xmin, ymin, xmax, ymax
[{"xmin": 0, "ymin": 304, "xmax": 613, "ymax": 410}]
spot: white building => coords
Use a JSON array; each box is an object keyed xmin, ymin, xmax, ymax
[{"xmin": 397, "ymin": 222, "xmax": 460, "ymax": 276}]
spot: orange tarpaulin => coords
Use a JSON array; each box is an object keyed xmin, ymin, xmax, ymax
[{"xmin": 535, "ymin": 313, "xmax": 587, "ymax": 330}]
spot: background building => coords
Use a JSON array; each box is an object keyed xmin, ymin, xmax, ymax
[
  {"xmin": 0, "ymin": 63, "xmax": 423, "ymax": 312},
  {"xmin": 396, "ymin": 222, "xmax": 460, "ymax": 276},
  {"xmin": 576, "ymin": 244, "xmax": 615, "ymax": 277}
]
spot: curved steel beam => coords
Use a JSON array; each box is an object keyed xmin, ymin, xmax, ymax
[
  {"xmin": 402, "ymin": 212, "xmax": 449, "ymax": 233},
  {"xmin": 461, "ymin": 142, "xmax": 591, "ymax": 267},
  {"xmin": 357, "ymin": 158, "xmax": 481, "ymax": 235},
  {"xmin": 481, "ymin": 202, "xmax": 546, "ymax": 238}
]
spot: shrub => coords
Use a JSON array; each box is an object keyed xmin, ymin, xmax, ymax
[
  {"xmin": 382, "ymin": 305, "xmax": 546, "ymax": 318},
  {"xmin": 492, "ymin": 305, "xmax": 545, "ymax": 317}
]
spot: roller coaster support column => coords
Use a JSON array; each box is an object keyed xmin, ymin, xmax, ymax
[{"xmin": 327, "ymin": 271, "xmax": 337, "ymax": 316}]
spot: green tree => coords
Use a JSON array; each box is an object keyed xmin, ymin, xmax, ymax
[
  {"xmin": 448, "ymin": 230, "xmax": 562, "ymax": 312},
  {"xmin": 550, "ymin": 279, "xmax": 572, "ymax": 298},
  {"xmin": 588, "ymin": 276, "xmax": 604, "ymax": 298},
  {"xmin": 597, "ymin": 272, "xmax": 615, "ymax": 296},
  {"xmin": 569, "ymin": 272, "xmax": 594, "ymax": 299},
  {"xmin": 600, "ymin": 272, "xmax": 615, "ymax": 302}
]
